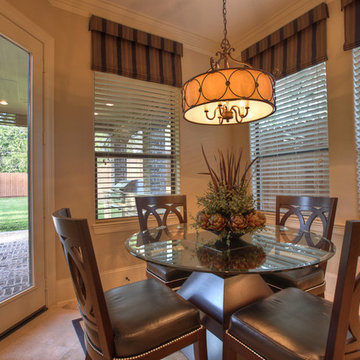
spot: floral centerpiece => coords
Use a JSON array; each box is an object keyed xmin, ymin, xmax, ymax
[{"xmin": 196, "ymin": 147, "xmax": 266, "ymax": 241}]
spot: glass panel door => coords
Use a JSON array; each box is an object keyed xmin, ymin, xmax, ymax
[
  {"xmin": 0, "ymin": 13, "xmax": 45, "ymax": 335},
  {"xmin": 0, "ymin": 35, "xmax": 31, "ymax": 303}
]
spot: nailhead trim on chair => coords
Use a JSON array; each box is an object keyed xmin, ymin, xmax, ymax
[
  {"xmin": 86, "ymin": 325, "xmax": 205, "ymax": 359},
  {"xmin": 305, "ymin": 280, "xmax": 325, "ymax": 292},
  {"xmin": 267, "ymin": 279, "xmax": 325, "ymax": 292},
  {"xmin": 225, "ymin": 330, "xmax": 266, "ymax": 360}
]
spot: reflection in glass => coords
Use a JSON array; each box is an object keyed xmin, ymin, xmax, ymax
[
  {"xmin": 0, "ymin": 35, "xmax": 31, "ymax": 303},
  {"xmin": 126, "ymin": 224, "xmax": 334, "ymax": 275}
]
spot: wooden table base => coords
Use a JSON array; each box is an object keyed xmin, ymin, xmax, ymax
[
  {"xmin": 178, "ymin": 272, "xmax": 273, "ymax": 337},
  {"xmin": 178, "ymin": 272, "xmax": 273, "ymax": 359}
]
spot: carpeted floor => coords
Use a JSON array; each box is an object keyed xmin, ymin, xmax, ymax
[{"xmin": 0, "ymin": 302, "xmax": 187, "ymax": 360}]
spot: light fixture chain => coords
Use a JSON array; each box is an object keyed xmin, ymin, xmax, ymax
[
  {"xmin": 182, "ymin": 0, "xmax": 276, "ymax": 126},
  {"xmin": 223, "ymin": 0, "xmax": 227, "ymax": 41}
]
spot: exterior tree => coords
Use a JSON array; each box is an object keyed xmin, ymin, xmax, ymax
[{"xmin": 0, "ymin": 125, "xmax": 28, "ymax": 173}]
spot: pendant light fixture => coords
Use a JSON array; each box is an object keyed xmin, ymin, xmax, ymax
[{"xmin": 182, "ymin": 0, "xmax": 276, "ymax": 125}]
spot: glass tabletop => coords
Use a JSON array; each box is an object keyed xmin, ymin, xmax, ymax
[{"xmin": 126, "ymin": 224, "xmax": 335, "ymax": 275}]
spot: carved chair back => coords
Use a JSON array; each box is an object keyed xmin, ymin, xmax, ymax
[
  {"xmin": 135, "ymin": 195, "xmax": 187, "ymax": 231},
  {"xmin": 325, "ymin": 220, "xmax": 360, "ymax": 359},
  {"xmin": 276, "ymin": 195, "xmax": 337, "ymax": 244},
  {"xmin": 52, "ymin": 209, "xmax": 114, "ymax": 360}
]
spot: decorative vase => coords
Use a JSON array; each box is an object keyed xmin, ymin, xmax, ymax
[{"xmin": 196, "ymin": 230, "xmax": 266, "ymax": 272}]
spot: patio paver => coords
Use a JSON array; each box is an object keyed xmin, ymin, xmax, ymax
[{"xmin": 0, "ymin": 230, "xmax": 30, "ymax": 303}]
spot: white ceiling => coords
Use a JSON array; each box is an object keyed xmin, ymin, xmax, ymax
[
  {"xmin": 50, "ymin": 0, "xmax": 323, "ymax": 54},
  {"xmin": 0, "ymin": 35, "xmax": 28, "ymax": 116},
  {"xmin": 105, "ymin": 0, "xmax": 297, "ymax": 43}
]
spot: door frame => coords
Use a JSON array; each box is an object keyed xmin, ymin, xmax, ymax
[{"xmin": 0, "ymin": 0, "xmax": 55, "ymax": 306}]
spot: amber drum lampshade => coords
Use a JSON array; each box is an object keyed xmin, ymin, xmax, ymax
[{"xmin": 182, "ymin": 0, "xmax": 276, "ymax": 125}]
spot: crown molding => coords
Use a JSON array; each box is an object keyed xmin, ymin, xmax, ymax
[
  {"xmin": 48, "ymin": 0, "xmax": 217, "ymax": 56},
  {"xmin": 233, "ymin": 0, "xmax": 324, "ymax": 53},
  {"xmin": 48, "ymin": 0, "xmax": 329, "ymax": 59}
]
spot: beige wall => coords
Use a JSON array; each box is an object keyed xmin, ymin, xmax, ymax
[
  {"xmin": 8, "ymin": 0, "xmax": 235, "ymax": 301},
  {"xmin": 326, "ymin": 0, "xmax": 358, "ymax": 224},
  {"xmin": 7, "ymin": 0, "xmax": 359, "ymax": 302}
]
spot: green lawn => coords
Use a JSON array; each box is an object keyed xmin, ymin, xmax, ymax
[{"xmin": 0, "ymin": 197, "xmax": 28, "ymax": 232}]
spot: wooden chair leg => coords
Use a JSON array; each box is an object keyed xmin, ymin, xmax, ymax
[
  {"xmin": 194, "ymin": 328, "xmax": 207, "ymax": 360},
  {"xmin": 85, "ymin": 352, "xmax": 92, "ymax": 360},
  {"xmin": 223, "ymin": 333, "xmax": 237, "ymax": 360}
]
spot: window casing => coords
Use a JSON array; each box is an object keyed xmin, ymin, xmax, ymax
[
  {"xmin": 353, "ymin": 47, "xmax": 360, "ymax": 210},
  {"xmin": 94, "ymin": 72, "xmax": 180, "ymax": 220},
  {"xmin": 250, "ymin": 62, "xmax": 330, "ymax": 211}
]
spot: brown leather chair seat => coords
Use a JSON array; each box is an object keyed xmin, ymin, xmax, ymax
[
  {"xmin": 261, "ymin": 266, "xmax": 324, "ymax": 291},
  {"xmin": 228, "ymin": 287, "xmax": 332, "ymax": 360},
  {"xmin": 147, "ymin": 262, "xmax": 191, "ymax": 282},
  {"xmin": 85, "ymin": 279, "xmax": 199, "ymax": 357},
  {"xmin": 224, "ymin": 220, "xmax": 360, "ymax": 360},
  {"xmin": 52, "ymin": 208, "xmax": 207, "ymax": 360}
]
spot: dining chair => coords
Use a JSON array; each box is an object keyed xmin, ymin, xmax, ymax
[
  {"xmin": 262, "ymin": 195, "xmax": 338, "ymax": 296},
  {"xmin": 52, "ymin": 208, "xmax": 207, "ymax": 360},
  {"xmin": 223, "ymin": 219, "xmax": 360, "ymax": 360},
  {"xmin": 135, "ymin": 195, "xmax": 192, "ymax": 289}
]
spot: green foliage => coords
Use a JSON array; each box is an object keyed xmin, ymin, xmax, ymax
[
  {"xmin": 198, "ymin": 147, "xmax": 256, "ymax": 218},
  {"xmin": 0, "ymin": 197, "xmax": 28, "ymax": 231},
  {"xmin": 197, "ymin": 182, "xmax": 255, "ymax": 217},
  {"xmin": 0, "ymin": 125, "xmax": 28, "ymax": 172}
]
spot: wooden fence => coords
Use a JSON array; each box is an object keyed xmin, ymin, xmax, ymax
[{"xmin": 0, "ymin": 173, "xmax": 28, "ymax": 197}]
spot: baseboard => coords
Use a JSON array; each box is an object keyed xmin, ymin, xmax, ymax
[
  {"xmin": 56, "ymin": 263, "xmax": 147, "ymax": 303},
  {"xmin": 100, "ymin": 263, "xmax": 147, "ymax": 292},
  {"xmin": 325, "ymin": 272, "xmax": 337, "ymax": 301}
]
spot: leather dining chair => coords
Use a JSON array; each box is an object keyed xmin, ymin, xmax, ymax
[
  {"xmin": 223, "ymin": 219, "xmax": 360, "ymax": 360},
  {"xmin": 262, "ymin": 195, "xmax": 338, "ymax": 296},
  {"xmin": 135, "ymin": 195, "xmax": 192, "ymax": 289},
  {"xmin": 52, "ymin": 208, "xmax": 207, "ymax": 360}
]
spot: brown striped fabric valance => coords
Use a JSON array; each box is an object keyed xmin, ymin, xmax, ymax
[
  {"xmin": 241, "ymin": 3, "xmax": 329, "ymax": 79},
  {"xmin": 89, "ymin": 15, "xmax": 183, "ymax": 87},
  {"xmin": 342, "ymin": 0, "xmax": 360, "ymax": 50}
]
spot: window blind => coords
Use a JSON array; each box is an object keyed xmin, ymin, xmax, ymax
[
  {"xmin": 250, "ymin": 62, "xmax": 330, "ymax": 211},
  {"xmin": 94, "ymin": 72, "xmax": 180, "ymax": 219},
  {"xmin": 353, "ymin": 47, "xmax": 360, "ymax": 210}
]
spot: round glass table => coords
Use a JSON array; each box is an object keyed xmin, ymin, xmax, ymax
[
  {"xmin": 126, "ymin": 224, "xmax": 334, "ymax": 275},
  {"xmin": 126, "ymin": 223, "xmax": 335, "ymax": 358}
]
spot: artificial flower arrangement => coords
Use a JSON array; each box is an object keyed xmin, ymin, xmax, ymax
[{"xmin": 196, "ymin": 147, "xmax": 266, "ymax": 239}]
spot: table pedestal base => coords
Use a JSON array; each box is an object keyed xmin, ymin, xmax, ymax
[
  {"xmin": 178, "ymin": 272, "xmax": 273, "ymax": 338},
  {"xmin": 178, "ymin": 272, "xmax": 272, "ymax": 359}
]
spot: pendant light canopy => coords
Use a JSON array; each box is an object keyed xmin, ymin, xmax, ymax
[{"xmin": 182, "ymin": 0, "xmax": 276, "ymax": 125}]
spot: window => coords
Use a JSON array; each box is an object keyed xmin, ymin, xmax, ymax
[
  {"xmin": 354, "ymin": 47, "xmax": 360, "ymax": 210},
  {"xmin": 94, "ymin": 72, "xmax": 180, "ymax": 220},
  {"xmin": 250, "ymin": 63, "xmax": 330, "ymax": 211}
]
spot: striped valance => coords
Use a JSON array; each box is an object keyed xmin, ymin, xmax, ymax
[
  {"xmin": 241, "ymin": 3, "xmax": 329, "ymax": 79},
  {"xmin": 89, "ymin": 15, "xmax": 183, "ymax": 87},
  {"xmin": 342, "ymin": 0, "xmax": 360, "ymax": 50}
]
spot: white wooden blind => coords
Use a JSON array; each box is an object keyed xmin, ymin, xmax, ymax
[
  {"xmin": 354, "ymin": 47, "xmax": 360, "ymax": 211},
  {"xmin": 94, "ymin": 72, "xmax": 180, "ymax": 219},
  {"xmin": 250, "ymin": 62, "xmax": 330, "ymax": 211}
]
